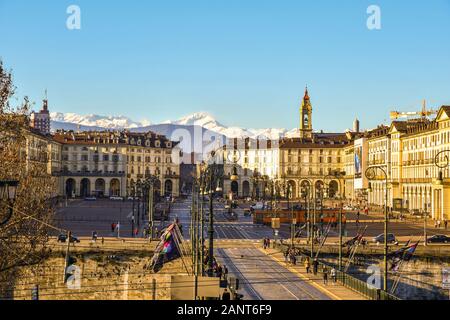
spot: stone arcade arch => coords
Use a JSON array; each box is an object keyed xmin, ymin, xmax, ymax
[
  {"xmin": 80, "ymin": 178, "xmax": 91, "ymax": 197},
  {"xmin": 65, "ymin": 179, "xmax": 76, "ymax": 197}
]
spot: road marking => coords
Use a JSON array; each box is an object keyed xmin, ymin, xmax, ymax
[
  {"xmin": 216, "ymin": 248, "xmax": 264, "ymax": 300},
  {"xmin": 257, "ymin": 248, "xmax": 343, "ymax": 301}
]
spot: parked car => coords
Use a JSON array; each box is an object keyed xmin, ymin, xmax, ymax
[
  {"xmin": 84, "ymin": 197, "xmax": 97, "ymax": 201},
  {"xmin": 427, "ymin": 235, "xmax": 450, "ymax": 244},
  {"xmin": 250, "ymin": 202, "xmax": 265, "ymax": 211},
  {"xmin": 127, "ymin": 196, "xmax": 140, "ymax": 201},
  {"xmin": 372, "ymin": 233, "xmax": 398, "ymax": 245},
  {"xmin": 410, "ymin": 209, "xmax": 422, "ymax": 216},
  {"xmin": 110, "ymin": 196, "xmax": 124, "ymax": 201},
  {"xmin": 57, "ymin": 233, "xmax": 80, "ymax": 243}
]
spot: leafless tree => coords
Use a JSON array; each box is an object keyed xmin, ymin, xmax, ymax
[{"xmin": 0, "ymin": 61, "xmax": 55, "ymax": 298}]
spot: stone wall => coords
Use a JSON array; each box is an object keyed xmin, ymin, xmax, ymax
[{"xmin": 8, "ymin": 239, "xmax": 190, "ymax": 300}]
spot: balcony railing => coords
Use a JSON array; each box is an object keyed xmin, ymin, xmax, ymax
[
  {"xmin": 164, "ymin": 173, "xmax": 180, "ymax": 179},
  {"xmin": 55, "ymin": 170, "xmax": 125, "ymax": 177}
]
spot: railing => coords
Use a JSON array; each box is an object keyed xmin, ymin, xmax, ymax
[
  {"xmin": 274, "ymin": 242, "xmax": 400, "ymax": 301},
  {"xmin": 55, "ymin": 171, "xmax": 126, "ymax": 177}
]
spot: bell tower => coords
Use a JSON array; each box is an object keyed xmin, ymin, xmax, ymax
[{"xmin": 300, "ymin": 87, "xmax": 313, "ymax": 139}]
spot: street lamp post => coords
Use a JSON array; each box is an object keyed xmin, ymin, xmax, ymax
[
  {"xmin": 199, "ymin": 151, "xmax": 226, "ymax": 277},
  {"xmin": 137, "ymin": 181, "xmax": 142, "ymax": 230},
  {"xmin": 365, "ymin": 166, "xmax": 389, "ymax": 292},
  {"xmin": 143, "ymin": 175, "xmax": 158, "ymax": 241},
  {"xmin": 131, "ymin": 182, "xmax": 136, "ymax": 238},
  {"xmin": 434, "ymin": 150, "xmax": 450, "ymax": 238},
  {"xmin": 0, "ymin": 180, "xmax": 19, "ymax": 227},
  {"xmin": 321, "ymin": 171, "xmax": 346, "ymax": 270},
  {"xmin": 300, "ymin": 179, "xmax": 315, "ymax": 258}
]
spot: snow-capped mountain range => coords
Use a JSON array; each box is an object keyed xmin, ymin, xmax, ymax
[{"xmin": 50, "ymin": 111, "xmax": 300, "ymax": 140}]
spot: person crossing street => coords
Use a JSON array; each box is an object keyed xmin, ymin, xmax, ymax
[{"xmin": 304, "ymin": 257, "xmax": 311, "ymax": 274}]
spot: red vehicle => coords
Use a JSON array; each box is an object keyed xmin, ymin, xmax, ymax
[{"xmin": 253, "ymin": 209, "xmax": 346, "ymax": 226}]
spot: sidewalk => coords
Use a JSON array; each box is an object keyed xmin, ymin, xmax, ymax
[{"xmin": 259, "ymin": 248, "xmax": 367, "ymax": 300}]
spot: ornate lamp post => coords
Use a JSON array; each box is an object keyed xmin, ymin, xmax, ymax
[
  {"xmin": 435, "ymin": 150, "xmax": 450, "ymax": 213},
  {"xmin": 136, "ymin": 180, "xmax": 143, "ymax": 230},
  {"xmin": 199, "ymin": 151, "xmax": 226, "ymax": 277},
  {"xmin": 143, "ymin": 175, "xmax": 159, "ymax": 240},
  {"xmin": 251, "ymin": 171, "xmax": 261, "ymax": 201},
  {"xmin": 0, "ymin": 180, "xmax": 19, "ymax": 227},
  {"xmin": 365, "ymin": 166, "xmax": 389, "ymax": 292},
  {"xmin": 300, "ymin": 178, "xmax": 314, "ymax": 258},
  {"xmin": 321, "ymin": 171, "xmax": 346, "ymax": 270}
]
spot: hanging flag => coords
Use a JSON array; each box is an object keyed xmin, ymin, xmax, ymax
[
  {"xmin": 150, "ymin": 223, "xmax": 182, "ymax": 273},
  {"xmin": 389, "ymin": 240, "xmax": 418, "ymax": 272},
  {"xmin": 403, "ymin": 241, "xmax": 419, "ymax": 262}
]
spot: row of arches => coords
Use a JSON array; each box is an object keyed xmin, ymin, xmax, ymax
[
  {"xmin": 66, "ymin": 178, "xmax": 174, "ymax": 197},
  {"xmin": 230, "ymin": 179, "xmax": 340, "ymax": 199},
  {"xmin": 65, "ymin": 178, "xmax": 122, "ymax": 197},
  {"xmin": 128, "ymin": 179, "xmax": 173, "ymax": 197}
]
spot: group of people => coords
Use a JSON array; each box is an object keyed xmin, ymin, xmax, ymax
[
  {"xmin": 262, "ymin": 237, "xmax": 271, "ymax": 250},
  {"xmin": 303, "ymin": 256, "xmax": 337, "ymax": 285},
  {"xmin": 434, "ymin": 219, "xmax": 448, "ymax": 230},
  {"xmin": 282, "ymin": 247, "xmax": 339, "ymax": 286},
  {"xmin": 284, "ymin": 247, "xmax": 302, "ymax": 265},
  {"xmin": 91, "ymin": 231, "xmax": 105, "ymax": 244},
  {"xmin": 202, "ymin": 247, "xmax": 228, "ymax": 281},
  {"xmin": 214, "ymin": 264, "xmax": 229, "ymax": 281}
]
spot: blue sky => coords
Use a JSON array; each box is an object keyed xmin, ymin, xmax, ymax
[{"xmin": 1, "ymin": 0, "xmax": 449, "ymax": 131}]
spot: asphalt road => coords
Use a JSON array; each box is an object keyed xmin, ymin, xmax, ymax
[
  {"xmin": 53, "ymin": 199, "xmax": 161, "ymax": 238},
  {"xmin": 54, "ymin": 197, "xmax": 450, "ymax": 243},
  {"xmin": 215, "ymin": 247, "xmax": 331, "ymax": 300}
]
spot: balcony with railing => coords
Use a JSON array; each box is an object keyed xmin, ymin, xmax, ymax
[{"xmin": 55, "ymin": 170, "xmax": 125, "ymax": 177}]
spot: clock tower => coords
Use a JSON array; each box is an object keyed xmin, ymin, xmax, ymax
[{"xmin": 300, "ymin": 87, "xmax": 313, "ymax": 139}]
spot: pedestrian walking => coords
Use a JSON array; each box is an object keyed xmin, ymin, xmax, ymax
[
  {"xmin": 292, "ymin": 255, "xmax": 297, "ymax": 266},
  {"xmin": 435, "ymin": 220, "xmax": 438, "ymax": 229},
  {"xmin": 445, "ymin": 220, "xmax": 448, "ymax": 230},
  {"xmin": 223, "ymin": 265, "xmax": 229, "ymax": 281},
  {"xmin": 111, "ymin": 223, "xmax": 116, "ymax": 233},
  {"xmin": 222, "ymin": 289, "xmax": 231, "ymax": 301},
  {"xmin": 101, "ymin": 237, "xmax": 105, "ymax": 245},
  {"xmin": 322, "ymin": 266, "xmax": 328, "ymax": 285},
  {"xmin": 313, "ymin": 259, "xmax": 319, "ymax": 275},
  {"xmin": 330, "ymin": 267, "xmax": 337, "ymax": 283},
  {"xmin": 438, "ymin": 220, "xmax": 442, "ymax": 229},
  {"xmin": 304, "ymin": 257, "xmax": 311, "ymax": 274},
  {"xmin": 91, "ymin": 231, "xmax": 97, "ymax": 242},
  {"xmin": 284, "ymin": 250, "xmax": 289, "ymax": 263}
]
